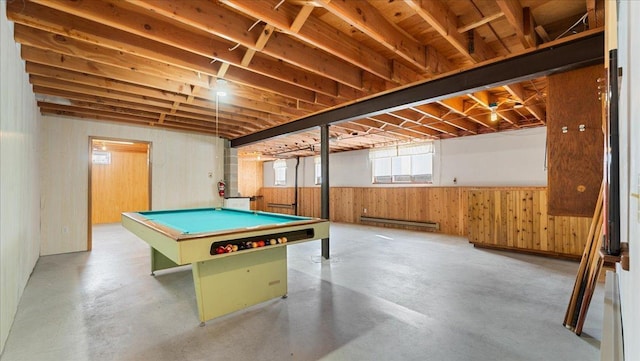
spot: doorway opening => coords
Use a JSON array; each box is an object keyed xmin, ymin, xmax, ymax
[{"xmin": 88, "ymin": 137, "xmax": 151, "ymax": 250}]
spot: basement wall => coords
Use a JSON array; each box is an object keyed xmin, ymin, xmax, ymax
[
  {"xmin": 40, "ymin": 117, "xmax": 225, "ymax": 256},
  {"xmin": 0, "ymin": 8, "xmax": 42, "ymax": 353},
  {"xmin": 263, "ymin": 127, "xmax": 547, "ymax": 188},
  {"xmin": 616, "ymin": 1, "xmax": 639, "ymax": 360}
]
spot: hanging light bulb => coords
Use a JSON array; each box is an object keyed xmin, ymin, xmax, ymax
[
  {"xmin": 216, "ymin": 78, "xmax": 227, "ymax": 97},
  {"xmin": 489, "ymin": 102, "xmax": 498, "ymax": 122}
]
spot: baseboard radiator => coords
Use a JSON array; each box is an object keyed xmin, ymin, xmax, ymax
[
  {"xmin": 266, "ymin": 203, "xmax": 294, "ymax": 209},
  {"xmin": 601, "ymin": 270, "xmax": 624, "ymax": 361},
  {"xmin": 359, "ymin": 215, "xmax": 439, "ymax": 231}
]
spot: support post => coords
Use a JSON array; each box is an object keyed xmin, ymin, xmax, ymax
[{"xmin": 320, "ymin": 124, "xmax": 330, "ymax": 259}]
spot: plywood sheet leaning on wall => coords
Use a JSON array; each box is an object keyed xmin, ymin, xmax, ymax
[{"xmin": 547, "ymin": 64, "xmax": 604, "ymax": 216}]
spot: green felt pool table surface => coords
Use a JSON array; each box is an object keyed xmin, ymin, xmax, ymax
[{"xmin": 136, "ymin": 207, "xmax": 314, "ymax": 235}]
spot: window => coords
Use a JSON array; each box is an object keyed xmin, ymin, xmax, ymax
[
  {"xmin": 314, "ymin": 157, "xmax": 322, "ymax": 185},
  {"xmin": 92, "ymin": 151, "xmax": 111, "ymax": 165},
  {"xmin": 370, "ymin": 143, "xmax": 433, "ymax": 184},
  {"xmin": 273, "ymin": 159, "xmax": 287, "ymax": 186}
]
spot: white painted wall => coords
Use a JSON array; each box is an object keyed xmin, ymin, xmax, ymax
[
  {"xmin": 436, "ymin": 127, "xmax": 547, "ymax": 186},
  {"xmin": 0, "ymin": 9, "xmax": 42, "ymax": 353},
  {"xmin": 263, "ymin": 127, "xmax": 547, "ymax": 187},
  {"xmin": 616, "ymin": 2, "xmax": 639, "ymax": 360},
  {"xmin": 40, "ymin": 116, "xmax": 225, "ymax": 255}
]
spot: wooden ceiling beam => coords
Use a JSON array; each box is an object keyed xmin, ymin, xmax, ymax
[
  {"xmin": 496, "ymin": 0, "xmax": 536, "ymax": 48},
  {"xmin": 458, "ymin": 12, "xmax": 505, "ymax": 33},
  {"xmin": 367, "ymin": 115, "xmax": 435, "ymax": 138},
  {"xmin": 496, "ymin": 109, "xmax": 521, "ymax": 126},
  {"xmin": 125, "ymin": 0, "xmax": 364, "ymax": 90},
  {"xmin": 27, "ymin": 62, "xmax": 181, "ymax": 103},
  {"xmin": 232, "ymin": 31, "xmax": 603, "ymax": 146},
  {"xmin": 28, "ymin": 65, "xmax": 294, "ymax": 122},
  {"xmin": 15, "ymin": 24, "xmax": 210, "ymax": 88},
  {"xmin": 290, "ymin": 4, "xmax": 315, "ymax": 33},
  {"xmin": 467, "ymin": 91, "xmax": 493, "ymax": 108},
  {"xmin": 362, "ymin": 124, "xmax": 423, "ymax": 140},
  {"xmin": 503, "ymin": 83, "xmax": 545, "ymax": 121},
  {"xmin": 6, "ymin": 1, "xmax": 221, "ymax": 79},
  {"xmin": 240, "ymin": 24, "xmax": 275, "ymax": 67},
  {"xmin": 387, "ymin": 109, "xmax": 445, "ymax": 137},
  {"xmin": 31, "ymin": 83, "xmax": 288, "ymax": 128},
  {"xmin": 41, "ymin": 109, "xmax": 236, "ymax": 137},
  {"xmin": 410, "ymin": 104, "xmax": 476, "ymax": 134},
  {"xmin": 21, "ymin": 0, "xmax": 344, "ymax": 99},
  {"xmin": 404, "ymin": 0, "xmax": 495, "ymax": 62},
  {"xmin": 317, "ymin": 0, "xmax": 449, "ymax": 75},
  {"xmin": 221, "ymin": 0, "xmax": 401, "ymax": 83},
  {"xmin": 34, "ymin": 86, "xmax": 260, "ymax": 131},
  {"xmin": 22, "ymin": 45, "xmax": 195, "ymax": 96},
  {"xmin": 437, "ymin": 98, "xmax": 494, "ymax": 129},
  {"xmin": 407, "ymin": 107, "xmax": 461, "ymax": 135}
]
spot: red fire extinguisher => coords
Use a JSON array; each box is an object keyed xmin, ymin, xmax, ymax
[{"xmin": 217, "ymin": 180, "xmax": 226, "ymax": 197}]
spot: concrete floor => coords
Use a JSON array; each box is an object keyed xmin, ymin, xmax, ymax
[{"xmin": 1, "ymin": 223, "xmax": 603, "ymax": 361}]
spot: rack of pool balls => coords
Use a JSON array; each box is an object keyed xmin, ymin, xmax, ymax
[{"xmin": 213, "ymin": 237, "xmax": 288, "ymax": 255}]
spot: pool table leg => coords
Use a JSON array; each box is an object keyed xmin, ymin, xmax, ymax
[
  {"xmin": 191, "ymin": 247, "xmax": 288, "ymax": 323},
  {"xmin": 150, "ymin": 246, "xmax": 180, "ymax": 276}
]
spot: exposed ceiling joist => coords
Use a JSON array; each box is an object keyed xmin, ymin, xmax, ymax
[{"xmin": 232, "ymin": 31, "xmax": 603, "ymax": 147}]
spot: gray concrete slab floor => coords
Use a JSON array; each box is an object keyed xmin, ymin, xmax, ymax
[{"xmin": 0, "ymin": 223, "xmax": 602, "ymax": 361}]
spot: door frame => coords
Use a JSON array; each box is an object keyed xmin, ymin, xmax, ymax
[{"xmin": 88, "ymin": 136, "xmax": 152, "ymax": 250}]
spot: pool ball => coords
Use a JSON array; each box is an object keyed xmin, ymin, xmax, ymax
[{"xmin": 269, "ymin": 239, "xmax": 276, "ymax": 245}]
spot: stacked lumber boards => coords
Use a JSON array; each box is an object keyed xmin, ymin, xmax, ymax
[{"xmin": 563, "ymin": 183, "xmax": 604, "ymax": 335}]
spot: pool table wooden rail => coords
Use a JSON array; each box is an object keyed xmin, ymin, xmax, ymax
[{"xmin": 121, "ymin": 211, "xmax": 329, "ymax": 265}]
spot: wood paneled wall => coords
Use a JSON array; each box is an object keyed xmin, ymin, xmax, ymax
[
  {"xmin": 468, "ymin": 188, "xmax": 591, "ymax": 258},
  {"xmin": 260, "ymin": 187, "xmax": 466, "ymax": 236},
  {"xmin": 258, "ymin": 186, "xmax": 592, "ymax": 258},
  {"xmin": 238, "ymin": 158, "xmax": 264, "ymax": 210},
  {"xmin": 91, "ymin": 148, "xmax": 149, "ymax": 224}
]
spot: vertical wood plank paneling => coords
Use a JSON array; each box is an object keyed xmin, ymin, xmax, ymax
[
  {"xmin": 238, "ymin": 158, "xmax": 263, "ymax": 210},
  {"xmin": 92, "ymin": 148, "xmax": 149, "ymax": 224},
  {"xmin": 254, "ymin": 186, "xmax": 590, "ymax": 258},
  {"xmin": 538, "ymin": 190, "xmax": 548, "ymax": 251},
  {"xmin": 467, "ymin": 188, "xmax": 591, "ymax": 258}
]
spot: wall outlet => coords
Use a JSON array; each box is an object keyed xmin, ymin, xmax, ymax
[{"xmin": 363, "ymin": 208, "xmax": 367, "ymax": 214}]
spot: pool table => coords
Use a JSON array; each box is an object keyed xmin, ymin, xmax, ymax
[{"xmin": 121, "ymin": 207, "xmax": 329, "ymax": 324}]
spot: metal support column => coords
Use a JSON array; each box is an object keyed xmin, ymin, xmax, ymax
[{"xmin": 320, "ymin": 124, "xmax": 330, "ymax": 259}]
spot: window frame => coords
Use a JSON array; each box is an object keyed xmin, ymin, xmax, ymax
[
  {"xmin": 273, "ymin": 159, "xmax": 287, "ymax": 186},
  {"xmin": 314, "ymin": 157, "xmax": 322, "ymax": 185},
  {"xmin": 370, "ymin": 143, "xmax": 433, "ymax": 184}
]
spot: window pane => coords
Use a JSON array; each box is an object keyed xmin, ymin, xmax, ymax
[
  {"xmin": 391, "ymin": 155, "xmax": 411, "ymax": 176},
  {"xmin": 315, "ymin": 163, "xmax": 322, "ymax": 184},
  {"xmin": 275, "ymin": 167, "xmax": 286, "ymax": 186},
  {"xmin": 373, "ymin": 158, "xmax": 391, "ymax": 177},
  {"xmin": 273, "ymin": 159, "xmax": 286, "ymax": 169}
]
